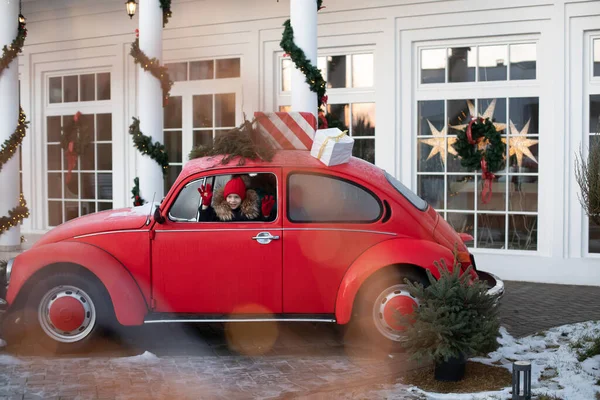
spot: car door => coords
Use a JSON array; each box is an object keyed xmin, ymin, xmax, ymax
[
  {"xmin": 282, "ymin": 169, "xmax": 390, "ymax": 314},
  {"xmin": 151, "ymin": 168, "xmax": 283, "ymax": 315}
]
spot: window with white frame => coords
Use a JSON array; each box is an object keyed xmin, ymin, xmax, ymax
[
  {"xmin": 587, "ymin": 37, "xmax": 600, "ymax": 253},
  {"xmin": 416, "ymin": 42, "xmax": 539, "ymax": 251},
  {"xmin": 46, "ymin": 72, "xmax": 112, "ymax": 227},
  {"xmin": 278, "ymin": 52, "xmax": 376, "ymax": 164}
]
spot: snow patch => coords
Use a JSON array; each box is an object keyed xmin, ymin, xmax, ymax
[
  {"xmin": 110, "ymin": 351, "xmax": 160, "ymax": 364},
  {"xmin": 0, "ymin": 354, "xmax": 23, "ymax": 365},
  {"xmin": 0, "ymin": 339, "xmax": 6, "ymax": 348},
  {"xmin": 106, "ymin": 202, "xmax": 159, "ymax": 219}
]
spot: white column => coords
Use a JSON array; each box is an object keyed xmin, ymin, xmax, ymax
[
  {"xmin": 290, "ymin": 0, "xmax": 318, "ymax": 118},
  {"xmin": 0, "ymin": 1, "xmax": 21, "ymax": 249},
  {"xmin": 137, "ymin": 0, "xmax": 164, "ymax": 203}
]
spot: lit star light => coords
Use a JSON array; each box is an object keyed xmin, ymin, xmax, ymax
[
  {"xmin": 450, "ymin": 99, "xmax": 507, "ymax": 133},
  {"xmin": 503, "ymin": 119, "xmax": 538, "ymax": 167},
  {"xmin": 419, "ymin": 120, "xmax": 456, "ymax": 165}
]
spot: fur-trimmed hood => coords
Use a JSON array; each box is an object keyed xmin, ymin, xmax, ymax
[{"xmin": 212, "ymin": 187, "xmax": 260, "ymax": 221}]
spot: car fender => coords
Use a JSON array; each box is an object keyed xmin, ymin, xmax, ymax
[
  {"xmin": 334, "ymin": 238, "xmax": 455, "ymax": 324},
  {"xmin": 7, "ymin": 241, "xmax": 148, "ymax": 326}
]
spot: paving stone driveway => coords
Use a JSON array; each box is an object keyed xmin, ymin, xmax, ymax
[{"xmin": 1, "ymin": 280, "xmax": 599, "ymax": 399}]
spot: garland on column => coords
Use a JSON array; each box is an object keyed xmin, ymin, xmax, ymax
[
  {"xmin": 129, "ymin": 117, "xmax": 169, "ymax": 174},
  {"xmin": 0, "ymin": 19, "xmax": 29, "ymax": 238},
  {"xmin": 160, "ymin": 0, "xmax": 172, "ymax": 27},
  {"xmin": 131, "ymin": 177, "xmax": 146, "ymax": 207},
  {"xmin": 279, "ymin": 0, "xmax": 327, "ymax": 110},
  {"xmin": 130, "ymin": 36, "xmax": 173, "ymax": 107}
]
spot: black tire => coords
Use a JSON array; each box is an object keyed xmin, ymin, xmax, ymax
[
  {"xmin": 346, "ymin": 269, "xmax": 427, "ymax": 352},
  {"xmin": 22, "ymin": 272, "xmax": 115, "ymax": 354}
]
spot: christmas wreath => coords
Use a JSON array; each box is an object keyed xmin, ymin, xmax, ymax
[
  {"xmin": 453, "ymin": 116, "xmax": 506, "ymax": 204},
  {"xmin": 60, "ymin": 112, "xmax": 92, "ymax": 184}
]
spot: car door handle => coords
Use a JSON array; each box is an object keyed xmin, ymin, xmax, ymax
[{"xmin": 252, "ymin": 232, "xmax": 280, "ymax": 244}]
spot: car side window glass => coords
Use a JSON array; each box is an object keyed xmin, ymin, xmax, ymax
[
  {"xmin": 168, "ymin": 178, "xmax": 206, "ymax": 222},
  {"xmin": 287, "ymin": 173, "xmax": 382, "ymax": 223}
]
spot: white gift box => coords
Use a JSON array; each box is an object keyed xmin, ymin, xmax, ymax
[{"xmin": 310, "ymin": 128, "xmax": 354, "ymax": 166}]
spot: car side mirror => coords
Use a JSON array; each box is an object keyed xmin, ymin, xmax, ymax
[{"xmin": 154, "ymin": 207, "xmax": 165, "ymax": 224}]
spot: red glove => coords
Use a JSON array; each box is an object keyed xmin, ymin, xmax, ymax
[
  {"xmin": 198, "ymin": 184, "xmax": 213, "ymax": 206},
  {"xmin": 261, "ymin": 195, "xmax": 275, "ymax": 217}
]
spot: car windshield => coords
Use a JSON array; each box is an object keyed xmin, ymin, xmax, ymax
[{"xmin": 384, "ymin": 171, "xmax": 428, "ymax": 211}]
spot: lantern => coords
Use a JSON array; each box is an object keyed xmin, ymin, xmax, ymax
[
  {"xmin": 125, "ymin": 0, "xmax": 137, "ymax": 19},
  {"xmin": 512, "ymin": 360, "xmax": 532, "ymax": 400}
]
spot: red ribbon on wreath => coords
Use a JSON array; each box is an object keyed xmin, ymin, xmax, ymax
[
  {"xmin": 65, "ymin": 112, "xmax": 82, "ymax": 185},
  {"xmin": 480, "ymin": 158, "xmax": 495, "ymax": 204}
]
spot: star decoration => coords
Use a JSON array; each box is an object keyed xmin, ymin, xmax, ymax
[
  {"xmin": 419, "ymin": 120, "xmax": 456, "ymax": 165},
  {"xmin": 450, "ymin": 99, "xmax": 507, "ymax": 133},
  {"xmin": 502, "ymin": 119, "xmax": 538, "ymax": 167}
]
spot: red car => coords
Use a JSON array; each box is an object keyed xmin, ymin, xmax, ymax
[{"xmin": 0, "ymin": 151, "xmax": 503, "ymax": 352}]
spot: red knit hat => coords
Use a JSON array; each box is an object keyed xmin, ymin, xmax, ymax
[{"xmin": 224, "ymin": 177, "xmax": 246, "ymax": 200}]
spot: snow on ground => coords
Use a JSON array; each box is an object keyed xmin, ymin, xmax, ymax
[
  {"xmin": 109, "ymin": 350, "xmax": 160, "ymax": 364},
  {"xmin": 368, "ymin": 321, "xmax": 600, "ymax": 400}
]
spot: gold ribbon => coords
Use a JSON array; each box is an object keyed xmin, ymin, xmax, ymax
[{"xmin": 317, "ymin": 131, "xmax": 348, "ymax": 160}]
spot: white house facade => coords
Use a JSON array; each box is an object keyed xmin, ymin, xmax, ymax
[{"xmin": 3, "ymin": 0, "xmax": 600, "ymax": 285}]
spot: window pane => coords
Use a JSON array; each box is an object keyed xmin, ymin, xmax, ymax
[
  {"xmin": 63, "ymin": 75, "xmax": 78, "ymax": 102},
  {"xmin": 81, "ymin": 143, "xmax": 95, "ymax": 171},
  {"xmin": 48, "ymin": 201, "xmax": 63, "ymax": 226},
  {"xmin": 508, "ymin": 141, "xmax": 538, "ymax": 173},
  {"xmin": 417, "ymin": 140, "xmax": 444, "ymax": 172},
  {"xmin": 97, "ymin": 73, "xmax": 111, "ymax": 100},
  {"xmin": 97, "ymin": 113, "xmax": 112, "ymax": 141},
  {"xmin": 508, "ymin": 215, "xmax": 537, "ymax": 250},
  {"xmin": 194, "ymin": 130, "xmax": 214, "ymax": 148},
  {"xmin": 97, "ymin": 173, "xmax": 112, "ymax": 200},
  {"xmin": 193, "ymin": 95, "xmax": 213, "ymax": 128},
  {"xmin": 421, "ymin": 49, "xmax": 446, "ymax": 84},
  {"xmin": 47, "ymin": 144, "xmax": 61, "ymax": 170},
  {"xmin": 327, "ymin": 55, "xmax": 349, "ymax": 88},
  {"xmin": 509, "ymin": 97, "xmax": 539, "ymax": 134},
  {"xmin": 48, "ymin": 173, "xmax": 62, "ymax": 198},
  {"xmin": 418, "ymin": 101, "xmax": 444, "ymax": 136},
  {"xmin": 215, "ymin": 58, "xmax": 240, "ymax": 79},
  {"xmin": 81, "ymin": 201, "xmax": 96, "ymax": 216},
  {"xmin": 169, "ymin": 178, "xmax": 205, "ymax": 222},
  {"xmin": 80, "ymin": 74, "xmax": 95, "ymax": 101},
  {"xmin": 447, "ymin": 213, "xmax": 475, "ymax": 241},
  {"xmin": 47, "ymin": 116, "xmax": 62, "ymax": 142},
  {"xmin": 81, "ymin": 173, "xmax": 96, "ymax": 199},
  {"xmin": 65, "ymin": 201, "xmax": 79, "ymax": 221},
  {"xmin": 97, "ymin": 143, "xmax": 112, "ymax": 171},
  {"xmin": 352, "ymin": 54, "xmax": 374, "ymax": 87},
  {"xmin": 166, "ymin": 62, "xmax": 187, "ymax": 82},
  {"xmin": 49, "ymin": 77, "xmax": 62, "ymax": 103},
  {"xmin": 327, "ymin": 104, "xmax": 350, "ymax": 132},
  {"xmin": 448, "ymin": 47, "xmax": 476, "ymax": 83},
  {"xmin": 594, "ymin": 39, "xmax": 600, "ymax": 77},
  {"xmin": 317, "ymin": 56, "xmax": 327, "ymax": 82},
  {"xmin": 164, "ymin": 96, "xmax": 182, "ymax": 129},
  {"xmin": 447, "ymin": 99, "xmax": 474, "ymax": 173},
  {"xmin": 477, "ymin": 175, "xmax": 506, "ymax": 211},
  {"xmin": 288, "ymin": 174, "xmax": 381, "ymax": 222},
  {"xmin": 215, "ymin": 93, "xmax": 235, "ymax": 127},
  {"xmin": 509, "ymin": 176, "xmax": 537, "ymax": 212},
  {"xmin": 164, "ymin": 131, "xmax": 182, "ymax": 163},
  {"xmin": 64, "ymin": 172, "xmax": 79, "ymax": 198},
  {"xmin": 480, "ymin": 98, "xmax": 507, "ymax": 128},
  {"xmin": 282, "ymin": 58, "xmax": 292, "ymax": 92},
  {"xmin": 80, "ymin": 114, "xmax": 95, "ymax": 141},
  {"xmin": 98, "ymin": 202, "xmax": 112, "ymax": 211},
  {"xmin": 352, "ymin": 103, "xmax": 375, "ymax": 137},
  {"xmin": 352, "ymin": 139, "xmax": 375, "ymax": 164},
  {"xmin": 164, "ymin": 165, "xmax": 182, "ymax": 194},
  {"xmin": 478, "ymin": 45, "xmax": 507, "ymax": 81},
  {"xmin": 418, "ymin": 175, "xmax": 444, "ymax": 209},
  {"xmin": 589, "ymin": 95, "xmax": 600, "ymax": 133},
  {"xmin": 478, "ymin": 214, "xmax": 506, "ymax": 249},
  {"xmin": 589, "ymin": 219, "xmax": 600, "ymax": 253},
  {"xmin": 447, "ymin": 175, "xmax": 475, "ymax": 211},
  {"xmin": 190, "ymin": 60, "xmax": 214, "ymax": 80},
  {"xmin": 510, "ymin": 43, "xmax": 536, "ymax": 80}
]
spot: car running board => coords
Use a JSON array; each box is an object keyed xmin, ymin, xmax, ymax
[{"xmin": 144, "ymin": 313, "xmax": 337, "ymax": 324}]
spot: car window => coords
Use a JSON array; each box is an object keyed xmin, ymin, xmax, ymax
[
  {"xmin": 169, "ymin": 173, "xmax": 278, "ymax": 223},
  {"xmin": 287, "ymin": 173, "xmax": 382, "ymax": 223},
  {"xmin": 384, "ymin": 171, "xmax": 428, "ymax": 211}
]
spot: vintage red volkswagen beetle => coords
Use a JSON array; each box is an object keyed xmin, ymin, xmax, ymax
[{"xmin": 0, "ymin": 151, "xmax": 503, "ymax": 352}]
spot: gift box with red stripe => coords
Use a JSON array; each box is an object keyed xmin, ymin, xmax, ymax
[{"xmin": 254, "ymin": 112, "xmax": 317, "ymax": 150}]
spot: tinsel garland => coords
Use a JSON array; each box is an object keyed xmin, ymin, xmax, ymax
[
  {"xmin": 130, "ymin": 38, "xmax": 173, "ymax": 107},
  {"xmin": 131, "ymin": 177, "xmax": 146, "ymax": 206},
  {"xmin": 0, "ymin": 20, "xmax": 27, "ymax": 78},
  {"xmin": 0, "ymin": 193, "xmax": 29, "ymax": 237},
  {"xmin": 129, "ymin": 117, "xmax": 169, "ymax": 176},
  {"xmin": 0, "ymin": 107, "xmax": 28, "ymax": 173},
  {"xmin": 280, "ymin": 1, "xmax": 327, "ymax": 108},
  {"xmin": 160, "ymin": 0, "xmax": 172, "ymax": 27}
]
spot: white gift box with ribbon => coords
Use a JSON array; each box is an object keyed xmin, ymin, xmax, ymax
[{"xmin": 310, "ymin": 128, "xmax": 354, "ymax": 166}]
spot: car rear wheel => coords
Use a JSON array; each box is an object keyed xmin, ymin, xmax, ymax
[{"xmin": 23, "ymin": 272, "xmax": 113, "ymax": 353}]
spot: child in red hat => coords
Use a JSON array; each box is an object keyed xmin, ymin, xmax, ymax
[{"xmin": 198, "ymin": 176, "xmax": 275, "ymax": 222}]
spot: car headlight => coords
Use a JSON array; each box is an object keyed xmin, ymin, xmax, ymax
[{"xmin": 6, "ymin": 258, "xmax": 14, "ymax": 286}]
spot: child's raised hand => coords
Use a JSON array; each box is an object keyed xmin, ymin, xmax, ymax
[
  {"xmin": 261, "ymin": 195, "xmax": 275, "ymax": 217},
  {"xmin": 198, "ymin": 184, "xmax": 213, "ymax": 206}
]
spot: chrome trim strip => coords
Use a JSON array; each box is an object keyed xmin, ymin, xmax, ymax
[
  {"xmin": 284, "ymin": 228, "xmax": 397, "ymax": 236},
  {"xmin": 155, "ymin": 228, "xmax": 284, "ymax": 233},
  {"xmin": 155, "ymin": 228, "xmax": 396, "ymax": 236},
  {"xmin": 5, "ymin": 258, "xmax": 14, "ymax": 285},
  {"xmin": 73, "ymin": 230, "xmax": 148, "ymax": 239},
  {"xmin": 144, "ymin": 318, "xmax": 336, "ymax": 324}
]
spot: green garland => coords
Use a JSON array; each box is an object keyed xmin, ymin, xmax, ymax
[
  {"xmin": 131, "ymin": 177, "xmax": 146, "ymax": 206},
  {"xmin": 0, "ymin": 193, "xmax": 29, "ymax": 237},
  {"xmin": 0, "ymin": 107, "xmax": 28, "ymax": 173},
  {"xmin": 129, "ymin": 117, "xmax": 169, "ymax": 176},
  {"xmin": 0, "ymin": 20, "xmax": 27, "ymax": 78},
  {"xmin": 453, "ymin": 118, "xmax": 506, "ymax": 173},
  {"xmin": 280, "ymin": 1, "xmax": 327, "ymax": 108},
  {"xmin": 130, "ymin": 38, "xmax": 173, "ymax": 107},
  {"xmin": 160, "ymin": 0, "xmax": 172, "ymax": 27}
]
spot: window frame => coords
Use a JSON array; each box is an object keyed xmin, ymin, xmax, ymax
[{"xmin": 286, "ymin": 171, "xmax": 383, "ymax": 224}]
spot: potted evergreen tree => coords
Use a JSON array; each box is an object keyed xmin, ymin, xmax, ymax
[
  {"xmin": 575, "ymin": 133, "xmax": 600, "ymax": 248},
  {"xmin": 399, "ymin": 252, "xmax": 501, "ymax": 382}
]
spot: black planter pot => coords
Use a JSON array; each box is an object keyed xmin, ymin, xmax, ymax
[{"xmin": 434, "ymin": 355, "xmax": 466, "ymax": 382}]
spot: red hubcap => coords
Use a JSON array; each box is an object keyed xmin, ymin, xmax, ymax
[
  {"xmin": 382, "ymin": 295, "xmax": 417, "ymax": 331},
  {"xmin": 48, "ymin": 296, "xmax": 85, "ymax": 332}
]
